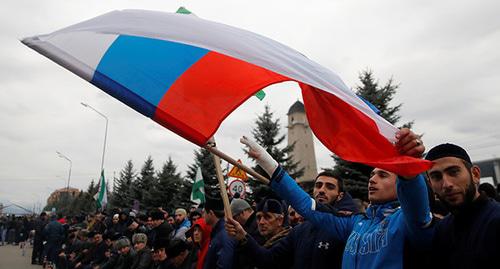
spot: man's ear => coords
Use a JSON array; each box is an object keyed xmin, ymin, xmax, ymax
[
  {"xmin": 277, "ymin": 214, "xmax": 285, "ymax": 226},
  {"xmin": 336, "ymin": 192, "xmax": 344, "ymax": 202},
  {"xmin": 471, "ymin": 165, "xmax": 481, "ymax": 185}
]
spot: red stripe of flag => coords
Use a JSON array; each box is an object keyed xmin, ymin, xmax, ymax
[
  {"xmin": 300, "ymin": 83, "xmax": 432, "ymax": 176},
  {"xmin": 154, "ymin": 51, "xmax": 289, "ymax": 145}
]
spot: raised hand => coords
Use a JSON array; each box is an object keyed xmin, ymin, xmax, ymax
[
  {"xmin": 395, "ymin": 128, "xmax": 425, "ymax": 158},
  {"xmin": 240, "ymin": 136, "xmax": 278, "ymax": 177}
]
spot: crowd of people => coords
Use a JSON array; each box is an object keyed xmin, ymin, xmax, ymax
[{"xmin": 1, "ymin": 129, "xmax": 500, "ymax": 269}]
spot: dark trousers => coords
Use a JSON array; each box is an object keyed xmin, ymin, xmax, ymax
[
  {"xmin": 44, "ymin": 241, "xmax": 62, "ymax": 263},
  {"xmin": 32, "ymin": 239, "xmax": 44, "ymax": 263}
]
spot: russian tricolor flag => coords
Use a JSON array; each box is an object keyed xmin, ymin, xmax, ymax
[{"xmin": 22, "ymin": 9, "xmax": 431, "ymax": 176}]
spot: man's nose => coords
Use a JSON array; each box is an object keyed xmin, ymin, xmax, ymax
[{"xmin": 442, "ymin": 175, "xmax": 454, "ymax": 190}]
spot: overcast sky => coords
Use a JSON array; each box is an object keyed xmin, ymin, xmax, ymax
[{"xmin": 2, "ymin": 0, "xmax": 500, "ymax": 213}]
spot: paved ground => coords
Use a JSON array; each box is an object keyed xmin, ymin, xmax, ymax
[{"xmin": 0, "ymin": 244, "xmax": 39, "ymax": 269}]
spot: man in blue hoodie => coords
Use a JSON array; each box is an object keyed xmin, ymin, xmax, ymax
[
  {"xmin": 227, "ymin": 170, "xmax": 359, "ymax": 269},
  {"xmin": 172, "ymin": 208, "xmax": 191, "ymax": 241},
  {"xmin": 231, "ymin": 128, "xmax": 432, "ymax": 269}
]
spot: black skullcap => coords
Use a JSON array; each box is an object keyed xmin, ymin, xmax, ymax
[
  {"xmin": 425, "ymin": 143, "xmax": 471, "ymax": 163},
  {"xmin": 166, "ymin": 239, "xmax": 189, "ymax": 257},
  {"xmin": 204, "ymin": 194, "xmax": 224, "ymax": 212},
  {"xmin": 256, "ymin": 198, "xmax": 285, "ymax": 215}
]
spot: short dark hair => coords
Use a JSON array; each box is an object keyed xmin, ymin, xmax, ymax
[
  {"xmin": 315, "ymin": 170, "xmax": 344, "ymax": 192},
  {"xmin": 150, "ymin": 209, "xmax": 164, "ymax": 221}
]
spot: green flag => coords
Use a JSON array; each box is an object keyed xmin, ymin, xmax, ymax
[
  {"xmin": 94, "ymin": 169, "xmax": 108, "ymax": 209},
  {"xmin": 190, "ymin": 166, "xmax": 205, "ymax": 205},
  {"xmin": 176, "ymin": 6, "xmax": 193, "ymax": 15},
  {"xmin": 254, "ymin": 90, "xmax": 266, "ymax": 100}
]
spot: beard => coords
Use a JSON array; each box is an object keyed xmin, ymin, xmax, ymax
[{"xmin": 440, "ymin": 176, "xmax": 477, "ymax": 214}]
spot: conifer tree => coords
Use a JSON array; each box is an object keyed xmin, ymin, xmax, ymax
[
  {"xmin": 186, "ymin": 148, "xmax": 219, "ymax": 189},
  {"xmin": 111, "ymin": 160, "xmax": 136, "ymax": 208},
  {"xmin": 149, "ymin": 158, "xmax": 184, "ymax": 210},
  {"xmin": 130, "ymin": 156, "xmax": 156, "ymax": 209}
]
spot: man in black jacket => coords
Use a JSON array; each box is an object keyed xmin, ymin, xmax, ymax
[
  {"xmin": 32, "ymin": 212, "xmax": 48, "ymax": 264},
  {"xmin": 426, "ymin": 143, "xmax": 500, "ymax": 269},
  {"xmin": 43, "ymin": 214, "xmax": 65, "ymax": 264},
  {"xmin": 227, "ymin": 170, "xmax": 358, "ymax": 269},
  {"xmin": 149, "ymin": 209, "xmax": 173, "ymax": 248}
]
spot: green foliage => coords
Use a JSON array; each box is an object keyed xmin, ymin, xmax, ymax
[
  {"xmin": 186, "ymin": 148, "xmax": 219, "ymax": 190},
  {"xmin": 130, "ymin": 156, "xmax": 156, "ymax": 210},
  {"xmin": 111, "ymin": 160, "xmax": 136, "ymax": 209},
  {"xmin": 332, "ymin": 70, "xmax": 412, "ymax": 200},
  {"xmin": 149, "ymin": 158, "xmax": 184, "ymax": 210}
]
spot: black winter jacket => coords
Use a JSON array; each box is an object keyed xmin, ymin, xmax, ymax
[{"xmin": 431, "ymin": 194, "xmax": 500, "ymax": 269}]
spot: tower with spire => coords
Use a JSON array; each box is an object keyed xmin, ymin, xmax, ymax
[{"xmin": 287, "ymin": 101, "xmax": 317, "ymax": 182}]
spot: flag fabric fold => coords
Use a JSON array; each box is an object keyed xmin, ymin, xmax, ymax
[{"xmin": 22, "ymin": 9, "xmax": 431, "ymax": 176}]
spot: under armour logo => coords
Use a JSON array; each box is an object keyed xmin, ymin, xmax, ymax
[{"xmin": 318, "ymin": 241, "xmax": 330, "ymax": 250}]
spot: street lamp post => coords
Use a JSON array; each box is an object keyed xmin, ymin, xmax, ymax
[
  {"xmin": 56, "ymin": 151, "xmax": 72, "ymax": 198},
  {"xmin": 81, "ymin": 102, "xmax": 108, "ymax": 174}
]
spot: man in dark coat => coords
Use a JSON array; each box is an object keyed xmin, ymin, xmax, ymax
[
  {"xmin": 43, "ymin": 213, "xmax": 65, "ymax": 264},
  {"xmin": 202, "ymin": 195, "xmax": 237, "ymax": 269},
  {"xmin": 114, "ymin": 237, "xmax": 136, "ymax": 269},
  {"xmin": 149, "ymin": 209, "xmax": 173, "ymax": 248},
  {"xmin": 426, "ymin": 143, "xmax": 500, "ymax": 269},
  {"xmin": 131, "ymin": 233, "xmax": 153, "ymax": 269},
  {"xmin": 32, "ymin": 212, "xmax": 48, "ymax": 264},
  {"xmin": 227, "ymin": 170, "xmax": 359, "ymax": 269}
]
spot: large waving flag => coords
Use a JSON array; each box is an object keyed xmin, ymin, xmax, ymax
[{"xmin": 22, "ymin": 9, "xmax": 431, "ymax": 176}]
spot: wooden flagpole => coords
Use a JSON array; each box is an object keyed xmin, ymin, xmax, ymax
[
  {"xmin": 204, "ymin": 142, "xmax": 270, "ymax": 185},
  {"xmin": 207, "ymin": 137, "xmax": 233, "ymax": 218}
]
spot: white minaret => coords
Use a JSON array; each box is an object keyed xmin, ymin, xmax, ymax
[{"xmin": 287, "ymin": 101, "xmax": 317, "ymax": 182}]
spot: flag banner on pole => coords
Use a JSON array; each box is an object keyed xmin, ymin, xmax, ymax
[
  {"xmin": 94, "ymin": 169, "xmax": 108, "ymax": 209},
  {"xmin": 191, "ymin": 166, "xmax": 205, "ymax": 205},
  {"xmin": 176, "ymin": 6, "xmax": 194, "ymax": 15},
  {"xmin": 21, "ymin": 10, "xmax": 431, "ymax": 176}
]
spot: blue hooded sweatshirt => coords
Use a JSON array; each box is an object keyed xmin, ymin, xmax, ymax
[{"xmin": 270, "ymin": 166, "xmax": 433, "ymax": 269}]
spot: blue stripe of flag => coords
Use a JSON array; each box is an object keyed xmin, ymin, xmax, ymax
[{"xmin": 92, "ymin": 35, "xmax": 209, "ymax": 118}]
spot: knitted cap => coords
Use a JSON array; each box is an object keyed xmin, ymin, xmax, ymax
[
  {"xmin": 175, "ymin": 208, "xmax": 187, "ymax": 217},
  {"xmin": 114, "ymin": 237, "xmax": 130, "ymax": 249},
  {"xmin": 132, "ymin": 233, "xmax": 148, "ymax": 244},
  {"xmin": 230, "ymin": 199, "xmax": 251, "ymax": 217}
]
